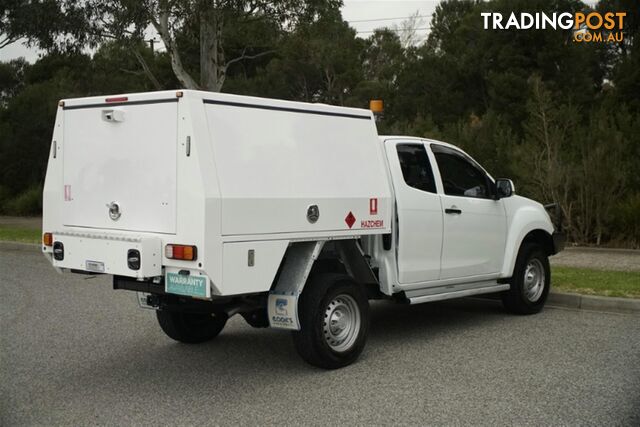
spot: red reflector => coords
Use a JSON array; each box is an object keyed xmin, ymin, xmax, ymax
[
  {"xmin": 174, "ymin": 245, "xmax": 184, "ymax": 259},
  {"xmin": 43, "ymin": 232, "xmax": 53, "ymax": 246},
  {"xmin": 105, "ymin": 96, "xmax": 128, "ymax": 103},
  {"xmin": 165, "ymin": 244, "xmax": 197, "ymax": 261}
]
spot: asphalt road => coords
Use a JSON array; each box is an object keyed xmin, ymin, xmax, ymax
[{"xmin": 2, "ymin": 248, "xmax": 639, "ymax": 426}]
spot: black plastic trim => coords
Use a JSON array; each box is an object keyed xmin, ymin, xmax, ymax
[
  {"xmin": 127, "ymin": 249, "xmax": 141, "ymax": 271},
  {"xmin": 382, "ymin": 233, "xmax": 392, "ymax": 251},
  {"xmin": 53, "ymin": 241, "xmax": 64, "ymax": 261},
  {"xmin": 203, "ymin": 99, "xmax": 371, "ymax": 120},
  {"xmin": 113, "ymin": 275, "xmax": 166, "ymax": 295},
  {"xmin": 552, "ymin": 232, "xmax": 566, "ymax": 254},
  {"xmin": 63, "ymin": 98, "xmax": 178, "ymax": 111}
]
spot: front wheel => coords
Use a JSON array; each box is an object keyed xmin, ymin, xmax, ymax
[
  {"xmin": 156, "ymin": 310, "xmax": 227, "ymax": 344},
  {"xmin": 292, "ymin": 274, "xmax": 369, "ymax": 369},
  {"xmin": 502, "ymin": 243, "xmax": 550, "ymax": 314}
]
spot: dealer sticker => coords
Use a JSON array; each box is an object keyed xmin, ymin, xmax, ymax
[{"xmin": 166, "ymin": 273, "xmax": 208, "ymax": 298}]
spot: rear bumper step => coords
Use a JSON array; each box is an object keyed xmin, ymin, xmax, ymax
[{"xmin": 113, "ymin": 275, "xmax": 166, "ymax": 295}]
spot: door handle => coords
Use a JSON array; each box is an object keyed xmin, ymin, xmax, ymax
[{"xmin": 445, "ymin": 207, "xmax": 462, "ymax": 214}]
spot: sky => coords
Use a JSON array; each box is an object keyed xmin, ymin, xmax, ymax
[{"xmin": 0, "ymin": 0, "xmax": 598, "ymax": 63}]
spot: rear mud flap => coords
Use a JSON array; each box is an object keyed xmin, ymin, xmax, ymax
[{"xmin": 268, "ymin": 292, "xmax": 300, "ymax": 330}]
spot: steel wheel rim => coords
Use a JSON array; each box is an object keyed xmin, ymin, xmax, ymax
[
  {"xmin": 322, "ymin": 294, "xmax": 361, "ymax": 353},
  {"xmin": 524, "ymin": 259, "xmax": 545, "ymax": 302}
]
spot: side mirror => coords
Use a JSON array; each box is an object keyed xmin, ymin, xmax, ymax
[{"xmin": 495, "ymin": 178, "xmax": 515, "ymax": 199}]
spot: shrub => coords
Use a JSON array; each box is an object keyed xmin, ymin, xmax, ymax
[
  {"xmin": 5, "ymin": 185, "xmax": 43, "ymax": 216},
  {"xmin": 609, "ymin": 194, "xmax": 640, "ymax": 248}
]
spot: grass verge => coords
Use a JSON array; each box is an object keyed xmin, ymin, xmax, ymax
[
  {"xmin": 552, "ymin": 266, "xmax": 640, "ymax": 299},
  {"xmin": 0, "ymin": 226, "xmax": 41, "ymax": 244},
  {"xmin": 0, "ymin": 228, "xmax": 637, "ymax": 299}
]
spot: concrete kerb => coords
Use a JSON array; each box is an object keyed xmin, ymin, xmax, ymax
[
  {"xmin": 1, "ymin": 240, "xmax": 638, "ymax": 315},
  {"xmin": 546, "ymin": 291, "xmax": 640, "ymax": 315}
]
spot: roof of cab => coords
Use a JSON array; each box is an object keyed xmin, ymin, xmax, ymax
[{"xmin": 378, "ymin": 135, "xmax": 458, "ymax": 151}]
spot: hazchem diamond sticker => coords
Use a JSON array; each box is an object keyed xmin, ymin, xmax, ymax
[{"xmin": 345, "ymin": 211, "xmax": 356, "ymax": 229}]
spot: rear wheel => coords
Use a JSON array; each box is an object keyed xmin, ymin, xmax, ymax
[
  {"xmin": 502, "ymin": 243, "xmax": 550, "ymax": 314},
  {"xmin": 292, "ymin": 273, "xmax": 369, "ymax": 369},
  {"xmin": 156, "ymin": 310, "xmax": 227, "ymax": 343}
]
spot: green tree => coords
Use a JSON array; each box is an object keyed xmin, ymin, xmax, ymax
[
  {"xmin": 0, "ymin": 53, "xmax": 93, "ymax": 204},
  {"xmin": 3, "ymin": 0, "xmax": 341, "ymax": 92},
  {"xmin": 246, "ymin": 8, "xmax": 363, "ymax": 104},
  {"xmin": 0, "ymin": 58, "xmax": 29, "ymax": 106}
]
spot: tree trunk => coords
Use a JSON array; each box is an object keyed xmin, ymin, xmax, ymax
[
  {"xmin": 151, "ymin": 10, "xmax": 199, "ymax": 90},
  {"xmin": 131, "ymin": 48, "xmax": 163, "ymax": 90},
  {"xmin": 198, "ymin": 4, "xmax": 225, "ymax": 92},
  {"xmin": 200, "ymin": 9, "xmax": 223, "ymax": 91}
]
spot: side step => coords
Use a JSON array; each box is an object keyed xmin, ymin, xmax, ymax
[{"xmin": 405, "ymin": 280, "xmax": 510, "ymax": 305}]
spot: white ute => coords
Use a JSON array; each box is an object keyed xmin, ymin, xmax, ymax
[{"xmin": 43, "ymin": 90, "xmax": 565, "ymax": 369}]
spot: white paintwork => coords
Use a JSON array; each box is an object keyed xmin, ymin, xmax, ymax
[
  {"xmin": 63, "ymin": 101, "xmax": 178, "ymax": 234},
  {"xmin": 383, "ymin": 139, "xmax": 443, "ymax": 283},
  {"xmin": 43, "ymin": 90, "xmax": 392, "ymax": 298},
  {"xmin": 221, "ymin": 240, "xmax": 289, "ymax": 296},
  {"xmin": 42, "ymin": 91, "xmax": 556, "ymax": 303},
  {"xmin": 499, "ymin": 195, "xmax": 554, "ymax": 276},
  {"xmin": 51, "ymin": 231, "xmax": 162, "ymax": 278},
  {"xmin": 424, "ymin": 141, "xmax": 507, "ymax": 280},
  {"xmin": 369, "ymin": 136, "xmax": 555, "ymax": 298},
  {"xmin": 204, "ymin": 99, "xmax": 390, "ymax": 236},
  {"xmin": 437, "ymin": 195, "xmax": 507, "ymax": 278}
]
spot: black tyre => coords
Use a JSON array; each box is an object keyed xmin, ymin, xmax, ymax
[
  {"xmin": 156, "ymin": 310, "xmax": 227, "ymax": 344},
  {"xmin": 292, "ymin": 273, "xmax": 369, "ymax": 369},
  {"xmin": 502, "ymin": 243, "xmax": 550, "ymax": 314}
]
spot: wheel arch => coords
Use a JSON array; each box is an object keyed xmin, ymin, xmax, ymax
[
  {"xmin": 270, "ymin": 239, "xmax": 378, "ymax": 300},
  {"xmin": 267, "ymin": 239, "xmax": 378, "ymax": 331},
  {"xmin": 501, "ymin": 226, "xmax": 554, "ymax": 278},
  {"xmin": 521, "ymin": 229, "xmax": 555, "ymax": 256}
]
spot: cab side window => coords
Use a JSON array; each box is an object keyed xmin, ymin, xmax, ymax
[
  {"xmin": 431, "ymin": 145, "xmax": 491, "ymax": 199},
  {"xmin": 397, "ymin": 144, "xmax": 436, "ymax": 193}
]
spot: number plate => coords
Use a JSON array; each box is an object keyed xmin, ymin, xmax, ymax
[
  {"xmin": 165, "ymin": 272, "xmax": 208, "ymax": 298},
  {"xmin": 85, "ymin": 260, "xmax": 105, "ymax": 273}
]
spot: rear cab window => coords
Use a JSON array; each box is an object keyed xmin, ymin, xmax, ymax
[{"xmin": 396, "ymin": 144, "xmax": 437, "ymax": 193}]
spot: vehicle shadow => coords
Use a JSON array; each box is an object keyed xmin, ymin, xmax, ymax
[
  {"xmin": 368, "ymin": 296, "xmax": 507, "ymax": 344},
  {"xmin": 57, "ymin": 297, "xmax": 513, "ymax": 395}
]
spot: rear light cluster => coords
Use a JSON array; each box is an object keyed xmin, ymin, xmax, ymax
[
  {"xmin": 44, "ymin": 232, "xmax": 64, "ymax": 260},
  {"xmin": 165, "ymin": 244, "xmax": 197, "ymax": 261}
]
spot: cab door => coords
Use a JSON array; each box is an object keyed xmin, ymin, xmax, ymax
[
  {"xmin": 430, "ymin": 144, "xmax": 507, "ymax": 280},
  {"xmin": 385, "ymin": 140, "xmax": 443, "ymax": 283}
]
